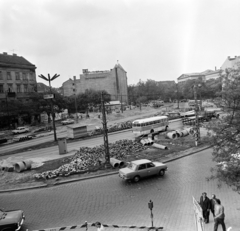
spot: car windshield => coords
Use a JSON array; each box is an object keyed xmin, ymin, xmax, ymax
[{"xmin": 127, "ymin": 162, "xmax": 137, "ymax": 170}]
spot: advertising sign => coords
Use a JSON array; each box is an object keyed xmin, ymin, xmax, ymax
[{"xmin": 193, "ymin": 196, "xmax": 204, "ymax": 231}]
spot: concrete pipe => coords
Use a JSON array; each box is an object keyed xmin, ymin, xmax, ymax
[
  {"xmin": 152, "ymin": 143, "xmax": 168, "ymax": 150},
  {"xmin": 14, "ymin": 162, "xmax": 26, "ymax": 173},
  {"xmin": 186, "ymin": 127, "xmax": 194, "ymax": 135},
  {"xmin": 166, "ymin": 131, "xmax": 177, "ymax": 139},
  {"xmin": 140, "ymin": 139, "xmax": 147, "ymax": 146},
  {"xmin": 143, "ymin": 139, "xmax": 150, "ymax": 146},
  {"xmin": 175, "ymin": 130, "xmax": 182, "ymax": 137},
  {"xmin": 118, "ymin": 160, "xmax": 125, "ymax": 168},
  {"xmin": 147, "ymin": 138, "xmax": 154, "ymax": 145},
  {"xmin": 22, "ymin": 160, "xmax": 32, "ymax": 170},
  {"xmin": 110, "ymin": 158, "xmax": 120, "ymax": 168},
  {"xmin": 181, "ymin": 130, "xmax": 189, "ymax": 137}
]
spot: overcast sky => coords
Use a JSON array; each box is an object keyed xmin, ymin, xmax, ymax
[{"xmin": 1, "ymin": 0, "xmax": 240, "ymax": 88}]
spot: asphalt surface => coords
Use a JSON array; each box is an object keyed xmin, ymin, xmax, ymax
[{"xmin": 1, "ymin": 148, "xmax": 239, "ymax": 231}]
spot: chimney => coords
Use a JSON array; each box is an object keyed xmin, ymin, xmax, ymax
[
  {"xmin": 13, "ymin": 53, "xmax": 17, "ymax": 56},
  {"xmin": 73, "ymin": 76, "xmax": 76, "ymax": 81},
  {"xmin": 228, "ymin": 56, "xmax": 230, "ymax": 59},
  {"xmin": 3, "ymin": 52, "xmax": 7, "ymax": 55},
  {"xmin": 215, "ymin": 66, "xmax": 216, "ymax": 71}
]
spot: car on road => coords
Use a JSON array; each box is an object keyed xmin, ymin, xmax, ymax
[
  {"xmin": 61, "ymin": 119, "xmax": 75, "ymax": 125},
  {"xmin": 0, "ymin": 208, "xmax": 25, "ymax": 231},
  {"xmin": 12, "ymin": 127, "xmax": 29, "ymax": 135},
  {"xmin": 119, "ymin": 159, "xmax": 168, "ymax": 182},
  {"xmin": 13, "ymin": 135, "xmax": 33, "ymax": 142}
]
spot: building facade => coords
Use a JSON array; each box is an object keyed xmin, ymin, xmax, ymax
[
  {"xmin": 221, "ymin": 56, "xmax": 240, "ymax": 70},
  {"xmin": 62, "ymin": 63, "xmax": 128, "ymax": 103},
  {"xmin": 177, "ymin": 70, "xmax": 216, "ymax": 83},
  {"xmin": 0, "ymin": 52, "xmax": 37, "ymax": 103}
]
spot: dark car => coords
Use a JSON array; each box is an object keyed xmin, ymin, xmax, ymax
[{"xmin": 0, "ymin": 208, "xmax": 25, "ymax": 231}]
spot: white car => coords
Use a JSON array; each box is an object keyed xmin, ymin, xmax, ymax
[
  {"xmin": 12, "ymin": 127, "xmax": 29, "ymax": 135},
  {"xmin": 119, "ymin": 159, "xmax": 168, "ymax": 182},
  {"xmin": 13, "ymin": 135, "xmax": 33, "ymax": 142},
  {"xmin": 61, "ymin": 119, "xmax": 75, "ymax": 125}
]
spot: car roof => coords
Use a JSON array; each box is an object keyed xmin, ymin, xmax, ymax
[{"xmin": 131, "ymin": 159, "xmax": 151, "ymax": 165}]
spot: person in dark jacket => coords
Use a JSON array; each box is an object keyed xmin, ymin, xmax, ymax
[
  {"xmin": 210, "ymin": 194, "xmax": 221, "ymax": 218},
  {"xmin": 199, "ymin": 192, "xmax": 211, "ymax": 223}
]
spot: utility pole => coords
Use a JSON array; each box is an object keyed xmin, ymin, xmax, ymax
[
  {"xmin": 177, "ymin": 83, "xmax": 179, "ymax": 109},
  {"xmin": 73, "ymin": 76, "xmax": 78, "ymax": 123},
  {"xmin": 193, "ymin": 85, "xmax": 200, "ymax": 146},
  {"xmin": 38, "ymin": 74, "xmax": 60, "ymax": 142},
  {"xmin": 120, "ymin": 94, "xmax": 123, "ymax": 113},
  {"xmin": 101, "ymin": 92, "xmax": 110, "ymax": 165}
]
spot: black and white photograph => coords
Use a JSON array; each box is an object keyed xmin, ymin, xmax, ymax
[{"xmin": 0, "ymin": 0, "xmax": 240, "ymax": 231}]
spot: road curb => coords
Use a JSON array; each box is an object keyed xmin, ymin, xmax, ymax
[
  {"xmin": 0, "ymin": 183, "xmax": 48, "ymax": 193},
  {"xmin": 0, "ymin": 144, "xmax": 212, "ymax": 193}
]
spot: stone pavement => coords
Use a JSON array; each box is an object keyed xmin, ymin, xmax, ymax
[{"xmin": 0, "ymin": 144, "xmax": 212, "ymax": 193}]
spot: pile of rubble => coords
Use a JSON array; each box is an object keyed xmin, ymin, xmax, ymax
[{"xmin": 34, "ymin": 139, "xmax": 147, "ymax": 180}]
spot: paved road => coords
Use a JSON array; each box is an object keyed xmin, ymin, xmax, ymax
[
  {"xmin": 0, "ymin": 120, "xmax": 183, "ymax": 161},
  {"xmin": 1, "ymin": 148, "xmax": 238, "ymax": 231}
]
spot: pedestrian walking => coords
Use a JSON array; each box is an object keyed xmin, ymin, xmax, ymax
[
  {"xmin": 210, "ymin": 194, "xmax": 221, "ymax": 218},
  {"xmin": 199, "ymin": 192, "xmax": 211, "ymax": 223},
  {"xmin": 213, "ymin": 199, "xmax": 226, "ymax": 231}
]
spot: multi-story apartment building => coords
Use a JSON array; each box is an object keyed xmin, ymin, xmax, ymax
[
  {"xmin": 62, "ymin": 63, "xmax": 128, "ymax": 103},
  {"xmin": 0, "ymin": 52, "xmax": 37, "ymax": 104}
]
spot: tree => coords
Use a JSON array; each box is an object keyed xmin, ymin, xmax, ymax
[{"xmin": 206, "ymin": 68, "xmax": 240, "ymax": 193}]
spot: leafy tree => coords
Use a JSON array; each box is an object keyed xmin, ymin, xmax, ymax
[{"xmin": 206, "ymin": 68, "xmax": 240, "ymax": 193}]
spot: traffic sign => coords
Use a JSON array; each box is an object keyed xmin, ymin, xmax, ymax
[{"xmin": 44, "ymin": 94, "xmax": 55, "ymax": 99}]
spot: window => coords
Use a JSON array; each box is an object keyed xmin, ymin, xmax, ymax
[
  {"xmin": 29, "ymin": 73, "xmax": 34, "ymax": 80},
  {"xmin": 24, "ymin": 84, "xmax": 28, "ymax": 92},
  {"xmin": 8, "ymin": 84, "xmax": 13, "ymax": 92},
  {"xmin": 138, "ymin": 164, "xmax": 146, "ymax": 170},
  {"xmin": 7, "ymin": 72, "xmax": 11, "ymax": 80},
  {"xmin": 0, "ymin": 71, "xmax": 2, "ymax": 80},
  {"xmin": 16, "ymin": 72, "xmax": 20, "ymax": 80},
  {"xmin": 23, "ymin": 73, "xmax": 27, "ymax": 80},
  {"xmin": 17, "ymin": 85, "xmax": 21, "ymax": 93},
  {"xmin": 0, "ymin": 85, "xmax": 3, "ymax": 93},
  {"xmin": 146, "ymin": 163, "xmax": 155, "ymax": 168}
]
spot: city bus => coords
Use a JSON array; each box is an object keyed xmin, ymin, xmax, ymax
[{"xmin": 132, "ymin": 116, "xmax": 169, "ymax": 137}]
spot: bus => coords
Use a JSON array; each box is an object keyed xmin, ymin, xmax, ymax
[{"xmin": 132, "ymin": 116, "xmax": 169, "ymax": 137}]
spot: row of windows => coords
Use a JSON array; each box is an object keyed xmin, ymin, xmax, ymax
[
  {"xmin": 0, "ymin": 71, "xmax": 34, "ymax": 81},
  {"xmin": 133, "ymin": 118, "xmax": 168, "ymax": 127},
  {"xmin": 0, "ymin": 84, "xmax": 35, "ymax": 93}
]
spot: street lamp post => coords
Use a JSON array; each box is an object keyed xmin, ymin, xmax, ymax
[
  {"xmin": 176, "ymin": 83, "xmax": 179, "ymax": 109},
  {"xmin": 38, "ymin": 74, "xmax": 60, "ymax": 142},
  {"xmin": 198, "ymin": 84, "xmax": 202, "ymax": 111},
  {"xmin": 148, "ymin": 200, "xmax": 154, "ymax": 228},
  {"xmin": 193, "ymin": 85, "xmax": 200, "ymax": 146},
  {"xmin": 101, "ymin": 91, "xmax": 110, "ymax": 165}
]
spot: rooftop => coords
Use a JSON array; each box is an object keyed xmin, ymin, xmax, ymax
[{"xmin": 0, "ymin": 52, "xmax": 36, "ymax": 69}]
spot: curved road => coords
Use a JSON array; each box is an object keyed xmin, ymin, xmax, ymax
[{"xmin": 0, "ymin": 148, "xmax": 239, "ymax": 231}]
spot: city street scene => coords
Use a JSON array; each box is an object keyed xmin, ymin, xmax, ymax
[{"xmin": 1, "ymin": 1, "xmax": 240, "ymax": 231}]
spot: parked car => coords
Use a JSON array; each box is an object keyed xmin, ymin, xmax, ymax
[
  {"xmin": 0, "ymin": 208, "xmax": 25, "ymax": 231},
  {"xmin": 13, "ymin": 135, "xmax": 33, "ymax": 142},
  {"xmin": 119, "ymin": 159, "xmax": 168, "ymax": 182},
  {"xmin": 12, "ymin": 127, "xmax": 29, "ymax": 135},
  {"xmin": 61, "ymin": 119, "xmax": 75, "ymax": 125}
]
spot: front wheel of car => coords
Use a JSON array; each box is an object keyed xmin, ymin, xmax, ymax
[
  {"xmin": 132, "ymin": 176, "xmax": 140, "ymax": 182},
  {"xmin": 159, "ymin": 170, "xmax": 165, "ymax": 176}
]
